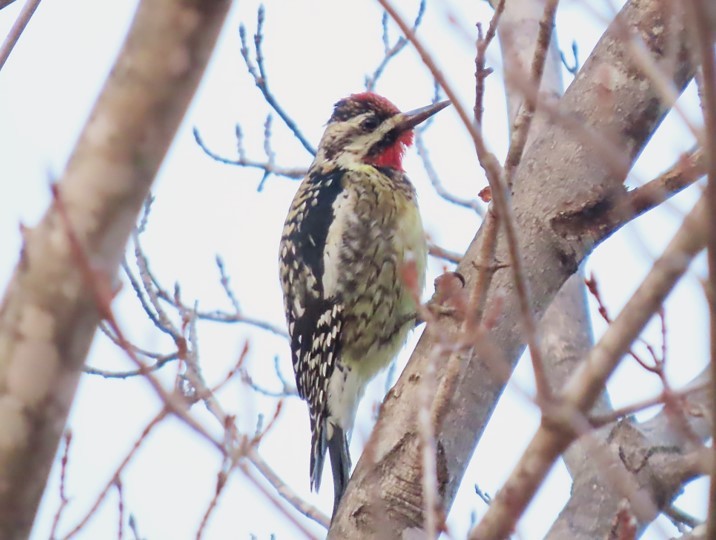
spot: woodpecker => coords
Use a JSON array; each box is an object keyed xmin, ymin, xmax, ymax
[{"xmin": 279, "ymin": 92, "xmax": 449, "ymax": 515}]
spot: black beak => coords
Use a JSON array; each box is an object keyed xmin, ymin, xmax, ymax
[{"xmin": 394, "ymin": 99, "xmax": 451, "ymax": 132}]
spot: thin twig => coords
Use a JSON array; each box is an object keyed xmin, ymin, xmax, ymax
[
  {"xmin": 415, "ymin": 131, "xmax": 484, "ymax": 215},
  {"xmin": 427, "ymin": 241, "xmax": 461, "ymax": 265},
  {"xmin": 365, "ymin": 0, "xmax": 426, "ymax": 90},
  {"xmin": 193, "ymin": 127, "xmax": 305, "ymax": 179},
  {"xmin": 62, "ymin": 411, "xmax": 168, "ymax": 539},
  {"xmin": 588, "ymin": 376, "xmax": 710, "ymax": 427},
  {"xmin": 375, "ymin": 0, "xmax": 503, "ymax": 184},
  {"xmin": 560, "ymin": 40, "xmax": 579, "ymax": 75},
  {"xmin": 84, "ymin": 353, "xmax": 178, "ymax": 379},
  {"xmin": 664, "ymin": 504, "xmax": 702, "ymax": 531},
  {"xmin": 475, "ymin": 485, "xmax": 492, "ymax": 507},
  {"xmin": 474, "ymin": 0, "xmax": 505, "ymax": 127},
  {"xmin": 196, "ymin": 466, "xmax": 231, "ymax": 539},
  {"xmin": 129, "ymin": 231, "xmax": 289, "ymax": 338},
  {"xmin": 239, "ymin": 461, "xmax": 321, "ymax": 539},
  {"xmin": 0, "ymin": 0, "xmax": 42, "ymax": 71},
  {"xmin": 239, "ymin": 6, "xmax": 316, "ymax": 155},
  {"xmin": 114, "ymin": 479, "xmax": 124, "ymax": 540},
  {"xmin": 247, "ymin": 449, "xmax": 331, "ymax": 528},
  {"xmin": 128, "ymin": 515, "xmax": 141, "ymax": 540},
  {"xmin": 209, "ymin": 341, "xmax": 251, "ymax": 394},
  {"xmin": 49, "ymin": 430, "xmax": 73, "ymax": 539}
]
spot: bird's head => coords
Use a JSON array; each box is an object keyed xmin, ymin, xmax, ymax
[{"xmin": 315, "ymin": 92, "xmax": 450, "ymax": 171}]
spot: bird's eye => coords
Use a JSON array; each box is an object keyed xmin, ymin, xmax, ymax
[{"xmin": 361, "ymin": 116, "xmax": 380, "ymax": 131}]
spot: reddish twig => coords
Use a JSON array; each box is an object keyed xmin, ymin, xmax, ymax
[
  {"xmin": 196, "ymin": 466, "xmax": 231, "ymax": 539},
  {"xmin": 210, "ymin": 341, "xmax": 251, "ymax": 394},
  {"xmin": 474, "ymin": 0, "xmax": 505, "ymax": 127},
  {"xmin": 49, "ymin": 430, "xmax": 73, "ymax": 539},
  {"xmin": 51, "ymin": 184, "xmax": 222, "ymax": 450},
  {"xmin": 585, "ymin": 273, "xmax": 663, "ymax": 374},
  {"xmin": 114, "ymin": 478, "xmax": 124, "ymax": 540},
  {"xmin": 62, "ymin": 411, "xmax": 168, "ymax": 539}
]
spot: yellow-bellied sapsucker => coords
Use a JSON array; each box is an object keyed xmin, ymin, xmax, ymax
[{"xmin": 279, "ymin": 92, "xmax": 449, "ymax": 514}]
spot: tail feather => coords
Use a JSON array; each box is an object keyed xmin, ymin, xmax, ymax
[
  {"xmin": 309, "ymin": 420, "xmax": 351, "ymax": 517},
  {"xmin": 327, "ymin": 425, "xmax": 351, "ymax": 517},
  {"xmin": 309, "ymin": 417, "xmax": 327, "ymax": 492}
]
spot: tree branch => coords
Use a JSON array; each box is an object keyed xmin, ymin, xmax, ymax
[
  {"xmin": 0, "ymin": 1, "xmax": 231, "ymax": 536},
  {"xmin": 0, "ymin": 0, "xmax": 41, "ymax": 71}
]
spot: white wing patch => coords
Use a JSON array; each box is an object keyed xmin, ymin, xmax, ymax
[{"xmin": 321, "ymin": 190, "xmax": 352, "ymax": 297}]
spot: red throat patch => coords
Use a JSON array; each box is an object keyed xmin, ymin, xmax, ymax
[{"xmin": 366, "ymin": 130, "xmax": 413, "ymax": 170}]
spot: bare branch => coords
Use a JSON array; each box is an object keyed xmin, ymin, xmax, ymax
[
  {"xmin": 415, "ymin": 130, "xmax": 484, "ymax": 216},
  {"xmin": 193, "ymin": 127, "xmax": 305, "ymax": 180},
  {"xmin": 239, "ymin": 6, "xmax": 316, "ymax": 156},
  {"xmin": 62, "ymin": 410, "xmax": 168, "ymax": 539},
  {"xmin": 365, "ymin": 0, "xmax": 426, "ymax": 91},
  {"xmin": 49, "ymin": 430, "xmax": 73, "ymax": 539},
  {"xmin": 427, "ymin": 241, "xmax": 461, "ymax": 265},
  {"xmin": 474, "ymin": 1, "xmax": 505, "ymax": 127},
  {"xmin": 0, "ymin": 0, "xmax": 41, "ymax": 71}
]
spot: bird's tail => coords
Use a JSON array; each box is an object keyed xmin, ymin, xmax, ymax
[
  {"xmin": 327, "ymin": 425, "xmax": 351, "ymax": 517},
  {"xmin": 309, "ymin": 418, "xmax": 351, "ymax": 517}
]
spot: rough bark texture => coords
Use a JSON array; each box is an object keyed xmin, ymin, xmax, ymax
[
  {"xmin": 0, "ymin": 1, "xmax": 231, "ymax": 537},
  {"xmin": 329, "ymin": 0, "xmax": 694, "ymax": 537}
]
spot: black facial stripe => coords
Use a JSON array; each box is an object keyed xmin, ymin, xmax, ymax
[{"xmin": 367, "ymin": 127, "xmax": 400, "ymax": 157}]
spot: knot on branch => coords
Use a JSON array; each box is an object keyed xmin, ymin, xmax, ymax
[{"xmin": 549, "ymin": 185, "xmax": 629, "ymax": 262}]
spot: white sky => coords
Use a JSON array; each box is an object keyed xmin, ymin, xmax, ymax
[{"xmin": 0, "ymin": 0, "xmax": 708, "ymax": 538}]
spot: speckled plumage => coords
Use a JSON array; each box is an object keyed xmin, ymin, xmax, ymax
[{"xmin": 278, "ymin": 93, "xmax": 447, "ymax": 515}]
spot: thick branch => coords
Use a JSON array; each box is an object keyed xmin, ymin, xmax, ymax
[{"xmin": 0, "ymin": 1, "xmax": 231, "ymax": 537}]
